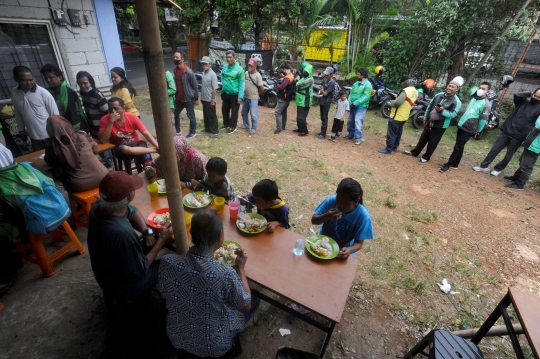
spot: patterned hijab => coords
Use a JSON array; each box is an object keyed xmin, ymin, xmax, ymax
[{"xmin": 153, "ymin": 135, "xmax": 207, "ymax": 181}]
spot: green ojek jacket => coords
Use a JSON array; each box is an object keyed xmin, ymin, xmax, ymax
[
  {"xmin": 348, "ymin": 78, "xmax": 372, "ymax": 108},
  {"xmin": 295, "ymin": 62, "xmax": 314, "ymax": 108},
  {"xmin": 221, "ymin": 61, "xmax": 245, "ymax": 99},
  {"xmin": 457, "ymin": 97, "xmax": 490, "ymax": 133},
  {"xmin": 165, "ymin": 70, "xmax": 176, "ymax": 109}
]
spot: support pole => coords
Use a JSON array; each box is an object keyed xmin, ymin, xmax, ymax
[{"xmin": 134, "ymin": 0, "xmax": 189, "ymax": 254}]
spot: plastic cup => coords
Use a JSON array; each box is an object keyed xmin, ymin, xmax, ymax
[
  {"xmin": 229, "ymin": 201, "xmax": 240, "ymax": 220},
  {"xmin": 184, "ymin": 212, "xmax": 191, "ymax": 232},
  {"xmin": 147, "ymin": 183, "xmax": 159, "ymax": 200},
  {"xmin": 214, "ymin": 196, "xmax": 225, "ymax": 214},
  {"xmin": 293, "ymin": 239, "xmax": 305, "ymax": 256}
]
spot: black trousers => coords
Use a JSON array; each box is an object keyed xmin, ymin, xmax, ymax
[
  {"xmin": 202, "ymin": 101, "xmax": 218, "ymax": 134},
  {"xmin": 446, "ymin": 128, "xmax": 474, "ymax": 167},
  {"xmin": 411, "ymin": 126, "xmax": 446, "ymax": 161},
  {"xmin": 512, "ymin": 148, "xmax": 539, "ymax": 186},
  {"xmin": 480, "ymin": 133, "xmax": 523, "ymax": 171},
  {"xmin": 116, "ymin": 141, "xmax": 152, "ymax": 175},
  {"xmin": 296, "ymin": 106, "xmax": 310, "ymax": 134},
  {"xmin": 319, "ymin": 104, "xmax": 331, "ymax": 135},
  {"xmin": 222, "ymin": 93, "xmax": 239, "ymax": 128},
  {"xmin": 331, "ymin": 118, "xmax": 344, "ymax": 136}
]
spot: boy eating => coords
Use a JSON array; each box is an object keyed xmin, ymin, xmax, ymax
[
  {"xmin": 190, "ymin": 157, "xmax": 236, "ymax": 201},
  {"xmin": 246, "ymin": 179, "xmax": 290, "ymax": 233}
]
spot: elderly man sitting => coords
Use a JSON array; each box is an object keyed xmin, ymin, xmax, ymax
[
  {"xmin": 88, "ymin": 171, "xmax": 173, "ymax": 301},
  {"xmin": 157, "ymin": 209, "xmax": 259, "ymax": 357},
  {"xmin": 98, "ymin": 97, "xmax": 159, "ymax": 175}
]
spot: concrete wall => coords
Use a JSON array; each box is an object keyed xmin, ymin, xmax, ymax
[{"xmin": 0, "ymin": 0, "xmax": 116, "ymax": 91}]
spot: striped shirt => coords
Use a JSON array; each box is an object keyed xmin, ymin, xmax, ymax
[{"xmin": 80, "ymin": 88, "xmax": 108, "ymax": 134}]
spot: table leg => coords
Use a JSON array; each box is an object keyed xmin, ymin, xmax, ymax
[{"xmin": 319, "ymin": 321, "xmax": 335, "ymax": 358}]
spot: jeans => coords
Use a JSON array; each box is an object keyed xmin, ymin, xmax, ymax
[
  {"xmin": 296, "ymin": 106, "xmax": 310, "ymax": 134},
  {"xmin": 202, "ymin": 101, "xmax": 218, "ymax": 134},
  {"xmin": 446, "ymin": 128, "xmax": 474, "ymax": 167},
  {"xmin": 174, "ymin": 100, "xmax": 196, "ymax": 135},
  {"xmin": 222, "ymin": 93, "xmax": 240, "ymax": 128},
  {"xmin": 347, "ymin": 106, "xmax": 367, "ymax": 140},
  {"xmin": 411, "ymin": 126, "xmax": 446, "ymax": 161},
  {"xmin": 480, "ymin": 133, "xmax": 523, "ymax": 171},
  {"xmin": 319, "ymin": 104, "xmax": 331, "ymax": 135},
  {"xmin": 241, "ymin": 99, "xmax": 259, "ymax": 130},
  {"xmin": 275, "ymin": 99, "xmax": 290, "ymax": 130},
  {"xmin": 385, "ymin": 118, "xmax": 405, "ymax": 151},
  {"xmin": 512, "ymin": 148, "xmax": 539, "ymax": 186}
]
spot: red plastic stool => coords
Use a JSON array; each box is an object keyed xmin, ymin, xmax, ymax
[
  {"xmin": 16, "ymin": 221, "xmax": 86, "ymax": 277},
  {"xmin": 68, "ymin": 188, "xmax": 99, "ymax": 228}
]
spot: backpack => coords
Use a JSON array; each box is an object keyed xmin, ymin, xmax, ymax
[
  {"xmin": 284, "ymin": 75, "xmax": 296, "ymax": 101},
  {"xmin": 332, "ymin": 80, "xmax": 341, "ymax": 104},
  {"xmin": 18, "ymin": 163, "xmax": 71, "ymax": 235}
]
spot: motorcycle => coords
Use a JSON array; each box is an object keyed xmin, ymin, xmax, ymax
[
  {"xmin": 380, "ymin": 88, "xmax": 430, "ymax": 129},
  {"xmin": 368, "ymin": 73, "xmax": 386, "ymax": 108},
  {"xmin": 195, "ymin": 59, "xmax": 223, "ymax": 92},
  {"xmin": 379, "ymin": 88, "xmax": 400, "ymax": 118},
  {"xmin": 261, "ymin": 75, "xmax": 278, "ymax": 108}
]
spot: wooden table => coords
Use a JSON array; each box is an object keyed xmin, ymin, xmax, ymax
[
  {"xmin": 132, "ymin": 174, "xmax": 359, "ymax": 357},
  {"xmin": 472, "ymin": 287, "xmax": 540, "ymax": 358},
  {"xmin": 14, "ymin": 140, "xmax": 116, "ymax": 171}
]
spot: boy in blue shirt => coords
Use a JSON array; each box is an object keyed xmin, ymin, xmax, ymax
[
  {"xmin": 312, "ymin": 178, "xmax": 374, "ymax": 259},
  {"xmin": 246, "ymin": 179, "xmax": 290, "ymax": 232}
]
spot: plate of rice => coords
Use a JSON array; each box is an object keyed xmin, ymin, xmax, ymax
[
  {"xmin": 147, "ymin": 208, "xmax": 170, "ymax": 231},
  {"xmin": 236, "ymin": 212, "xmax": 267, "ymax": 234},
  {"xmin": 182, "ymin": 191, "xmax": 212, "ymax": 209},
  {"xmin": 305, "ymin": 235, "xmax": 339, "ymax": 259},
  {"xmin": 214, "ymin": 241, "xmax": 242, "ymax": 266}
]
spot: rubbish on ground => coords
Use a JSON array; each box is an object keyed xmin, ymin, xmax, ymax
[
  {"xmin": 279, "ymin": 328, "xmax": 291, "ymax": 336},
  {"xmin": 437, "ymin": 278, "xmax": 451, "ymax": 293}
]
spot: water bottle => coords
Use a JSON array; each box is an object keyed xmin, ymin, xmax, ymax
[{"xmin": 293, "ymin": 239, "xmax": 304, "ymax": 256}]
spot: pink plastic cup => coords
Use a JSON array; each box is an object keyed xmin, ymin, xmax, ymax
[{"xmin": 229, "ymin": 201, "xmax": 240, "ymax": 220}]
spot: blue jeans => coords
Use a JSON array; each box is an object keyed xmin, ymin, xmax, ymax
[
  {"xmin": 174, "ymin": 100, "xmax": 196, "ymax": 134},
  {"xmin": 241, "ymin": 99, "xmax": 259, "ymax": 130},
  {"xmin": 347, "ymin": 106, "xmax": 367, "ymax": 141},
  {"xmin": 385, "ymin": 118, "xmax": 405, "ymax": 151}
]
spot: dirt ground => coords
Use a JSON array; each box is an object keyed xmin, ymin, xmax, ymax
[{"xmin": 1, "ymin": 99, "xmax": 539, "ymax": 359}]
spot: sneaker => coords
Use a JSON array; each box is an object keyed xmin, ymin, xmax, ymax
[
  {"xmin": 491, "ymin": 170, "xmax": 501, "ymax": 176},
  {"xmin": 239, "ymin": 126, "xmax": 249, "ymax": 130},
  {"xmin": 185, "ymin": 133, "xmax": 196, "ymax": 139},
  {"xmin": 315, "ymin": 134, "xmax": 325, "ymax": 139},
  {"xmin": 503, "ymin": 175, "xmax": 517, "ymax": 181},
  {"xmin": 273, "ymin": 129, "xmax": 282, "ymax": 134},
  {"xmin": 505, "ymin": 183, "xmax": 524, "ymax": 190},
  {"xmin": 249, "ymin": 129, "xmax": 256, "ymax": 135},
  {"xmin": 219, "ymin": 126, "xmax": 228, "ymax": 131},
  {"xmin": 439, "ymin": 164, "xmax": 450, "ymax": 173},
  {"xmin": 378, "ymin": 149, "xmax": 392, "ymax": 154},
  {"xmin": 226, "ymin": 127, "xmax": 236, "ymax": 134},
  {"xmin": 209, "ymin": 133, "xmax": 218, "ymax": 139},
  {"xmin": 343, "ymin": 135, "xmax": 354, "ymax": 140},
  {"xmin": 176, "ymin": 131, "xmax": 182, "ymax": 136},
  {"xmin": 450, "ymin": 165, "xmax": 458, "ymax": 170},
  {"xmin": 420, "ymin": 158, "xmax": 428, "ymax": 163},
  {"xmin": 392, "ymin": 148, "xmax": 400, "ymax": 153},
  {"xmin": 403, "ymin": 150, "xmax": 413, "ymax": 156},
  {"xmin": 329, "ymin": 136, "xmax": 336, "ymax": 142},
  {"xmin": 354, "ymin": 140, "xmax": 362, "ymax": 145},
  {"xmin": 298, "ymin": 132, "xmax": 308, "ymax": 137},
  {"xmin": 472, "ymin": 166, "xmax": 490, "ymax": 173}
]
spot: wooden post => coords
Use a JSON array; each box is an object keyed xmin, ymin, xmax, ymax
[{"xmin": 134, "ymin": 0, "xmax": 189, "ymax": 254}]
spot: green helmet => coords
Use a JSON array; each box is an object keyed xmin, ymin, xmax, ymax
[{"xmin": 469, "ymin": 86, "xmax": 479, "ymax": 97}]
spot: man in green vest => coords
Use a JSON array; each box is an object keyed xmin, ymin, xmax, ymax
[
  {"xmin": 439, "ymin": 82, "xmax": 491, "ymax": 172},
  {"xmin": 379, "ymin": 75, "xmax": 418, "ymax": 154}
]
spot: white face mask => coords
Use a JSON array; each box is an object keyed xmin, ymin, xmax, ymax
[{"xmin": 476, "ymin": 89, "xmax": 486, "ymax": 97}]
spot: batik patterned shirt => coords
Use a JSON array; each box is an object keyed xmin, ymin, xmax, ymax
[{"xmin": 157, "ymin": 247, "xmax": 250, "ymax": 357}]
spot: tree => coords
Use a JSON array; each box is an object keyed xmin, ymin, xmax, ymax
[{"xmin": 157, "ymin": 7, "xmax": 185, "ymax": 53}]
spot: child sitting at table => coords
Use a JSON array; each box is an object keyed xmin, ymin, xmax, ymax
[
  {"xmin": 189, "ymin": 157, "xmax": 235, "ymax": 202},
  {"xmin": 311, "ymin": 178, "xmax": 374, "ymax": 259},
  {"xmin": 246, "ymin": 179, "xmax": 290, "ymax": 233}
]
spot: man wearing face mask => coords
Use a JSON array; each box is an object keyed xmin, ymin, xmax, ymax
[
  {"xmin": 173, "ymin": 51, "xmax": 200, "ymax": 138},
  {"xmin": 440, "ymin": 82, "xmax": 491, "ymax": 172},
  {"xmin": 473, "ymin": 88, "xmax": 540, "ymax": 176}
]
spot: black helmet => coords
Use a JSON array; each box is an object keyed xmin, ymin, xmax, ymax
[{"xmin": 500, "ymin": 75, "xmax": 514, "ymax": 88}]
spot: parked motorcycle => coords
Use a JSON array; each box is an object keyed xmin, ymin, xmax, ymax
[
  {"xmin": 380, "ymin": 88, "xmax": 430, "ymax": 129},
  {"xmin": 475, "ymin": 75, "xmax": 514, "ymax": 140},
  {"xmin": 379, "ymin": 88, "xmax": 400, "ymax": 118},
  {"xmin": 195, "ymin": 59, "xmax": 223, "ymax": 92},
  {"xmin": 367, "ymin": 66, "xmax": 387, "ymax": 107},
  {"xmin": 261, "ymin": 76, "xmax": 278, "ymax": 108}
]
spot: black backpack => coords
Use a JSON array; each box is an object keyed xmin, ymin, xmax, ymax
[{"xmin": 284, "ymin": 79, "xmax": 296, "ymax": 101}]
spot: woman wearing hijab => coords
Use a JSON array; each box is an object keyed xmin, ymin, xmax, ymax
[
  {"xmin": 44, "ymin": 115, "xmax": 109, "ymax": 192},
  {"xmin": 146, "ymin": 135, "xmax": 207, "ymax": 187},
  {"xmin": 110, "ymin": 67, "xmax": 140, "ymax": 117},
  {"xmin": 40, "ymin": 64, "xmax": 88, "ymax": 132}
]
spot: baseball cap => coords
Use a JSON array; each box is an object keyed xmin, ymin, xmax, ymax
[
  {"xmin": 248, "ymin": 58, "xmax": 258, "ymax": 67},
  {"xmin": 322, "ymin": 67, "xmax": 334, "ymax": 75},
  {"xmin": 201, "ymin": 56, "xmax": 212, "ymax": 64},
  {"xmin": 99, "ymin": 171, "xmax": 143, "ymax": 202}
]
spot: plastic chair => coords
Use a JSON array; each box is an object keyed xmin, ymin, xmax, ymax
[
  {"xmin": 68, "ymin": 188, "xmax": 99, "ymax": 228},
  {"xmin": 275, "ymin": 347, "xmax": 321, "ymax": 359},
  {"xmin": 16, "ymin": 221, "xmax": 86, "ymax": 277}
]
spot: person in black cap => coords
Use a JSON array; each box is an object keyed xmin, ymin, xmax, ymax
[
  {"xmin": 315, "ymin": 67, "xmax": 336, "ymax": 139},
  {"xmin": 87, "ymin": 171, "xmax": 173, "ymax": 301},
  {"xmin": 274, "ymin": 63, "xmax": 295, "ymax": 134}
]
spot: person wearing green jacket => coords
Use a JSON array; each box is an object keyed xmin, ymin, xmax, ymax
[
  {"xmin": 344, "ymin": 68, "xmax": 372, "ymax": 145},
  {"xmin": 220, "ymin": 50, "xmax": 245, "ymax": 134},
  {"xmin": 504, "ymin": 115, "xmax": 540, "ymax": 190},
  {"xmin": 165, "ymin": 69, "xmax": 176, "ymax": 128},
  {"xmin": 440, "ymin": 82, "xmax": 491, "ymax": 173},
  {"xmin": 293, "ymin": 62, "xmax": 314, "ymax": 136}
]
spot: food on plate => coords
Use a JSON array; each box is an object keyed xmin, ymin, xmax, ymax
[
  {"xmin": 184, "ymin": 192, "xmax": 211, "ymax": 207},
  {"xmin": 214, "ymin": 242, "xmax": 239, "ymax": 265},
  {"xmin": 153, "ymin": 212, "xmax": 171, "ymax": 226},
  {"xmin": 156, "ymin": 179, "xmax": 166, "ymax": 192},
  {"xmin": 310, "ymin": 237, "xmax": 333, "ymax": 257},
  {"xmin": 237, "ymin": 213, "xmax": 267, "ymax": 233}
]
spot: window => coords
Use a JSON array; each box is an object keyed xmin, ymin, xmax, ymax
[{"xmin": 0, "ymin": 22, "xmax": 61, "ymax": 101}]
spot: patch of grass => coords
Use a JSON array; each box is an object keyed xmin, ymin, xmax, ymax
[
  {"xmin": 407, "ymin": 203, "xmax": 438, "ymax": 224},
  {"xmin": 312, "ymin": 158, "xmax": 325, "ymax": 168},
  {"xmin": 385, "ymin": 196, "xmax": 397, "ymax": 208}
]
